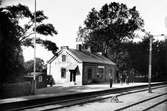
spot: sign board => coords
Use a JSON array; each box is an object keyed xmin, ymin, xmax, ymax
[{"xmin": 98, "ymin": 66, "xmax": 104, "ymax": 69}]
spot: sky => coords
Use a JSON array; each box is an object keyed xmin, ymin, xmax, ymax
[{"xmin": 1, "ymin": 0, "xmax": 167, "ymax": 63}]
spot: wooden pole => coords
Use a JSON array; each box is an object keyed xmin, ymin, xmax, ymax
[
  {"xmin": 148, "ymin": 35, "xmax": 153, "ymax": 93},
  {"xmin": 33, "ymin": 0, "xmax": 37, "ymax": 94}
]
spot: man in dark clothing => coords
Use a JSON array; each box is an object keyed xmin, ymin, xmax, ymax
[{"xmin": 110, "ymin": 76, "xmax": 113, "ymax": 88}]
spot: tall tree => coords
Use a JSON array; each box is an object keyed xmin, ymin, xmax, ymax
[
  {"xmin": 24, "ymin": 58, "xmax": 46, "ymax": 73},
  {"xmin": 124, "ymin": 37, "xmax": 167, "ymax": 81},
  {"xmin": 78, "ymin": 2, "xmax": 144, "ymax": 78},
  {"xmin": 78, "ymin": 2, "xmax": 144, "ymax": 55},
  {"xmin": 0, "ymin": 4, "xmax": 58, "ymax": 83},
  {"xmin": 0, "ymin": 6, "xmax": 25, "ymax": 83},
  {"xmin": 152, "ymin": 40, "xmax": 167, "ymax": 81},
  {"xmin": 1, "ymin": 4, "xmax": 58, "ymax": 54},
  {"xmin": 123, "ymin": 38, "xmax": 149, "ymax": 76}
]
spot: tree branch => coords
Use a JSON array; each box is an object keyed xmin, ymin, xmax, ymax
[{"xmin": 19, "ymin": 32, "xmax": 35, "ymax": 42}]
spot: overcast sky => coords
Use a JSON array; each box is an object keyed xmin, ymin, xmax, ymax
[{"xmin": 1, "ymin": 0, "xmax": 167, "ymax": 62}]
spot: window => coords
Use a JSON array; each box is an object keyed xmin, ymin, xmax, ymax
[
  {"xmin": 97, "ymin": 67, "xmax": 104, "ymax": 79},
  {"xmin": 38, "ymin": 76, "xmax": 43, "ymax": 82},
  {"xmin": 62, "ymin": 55, "xmax": 66, "ymax": 62},
  {"xmin": 88, "ymin": 68, "xmax": 92, "ymax": 80},
  {"xmin": 61, "ymin": 68, "xmax": 66, "ymax": 78},
  {"xmin": 98, "ymin": 68, "xmax": 104, "ymax": 74}
]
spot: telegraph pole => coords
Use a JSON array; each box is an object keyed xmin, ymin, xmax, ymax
[
  {"xmin": 148, "ymin": 34, "xmax": 153, "ymax": 93},
  {"xmin": 33, "ymin": 0, "xmax": 37, "ymax": 95},
  {"xmin": 141, "ymin": 29, "xmax": 152, "ymax": 93},
  {"xmin": 141, "ymin": 29, "xmax": 167, "ymax": 93}
]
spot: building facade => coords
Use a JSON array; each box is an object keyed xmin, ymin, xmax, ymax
[{"xmin": 47, "ymin": 45, "xmax": 117, "ymax": 86}]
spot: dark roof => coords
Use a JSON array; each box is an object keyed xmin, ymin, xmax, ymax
[
  {"xmin": 47, "ymin": 48, "xmax": 116, "ymax": 65},
  {"xmin": 69, "ymin": 49, "xmax": 116, "ymax": 65},
  {"xmin": 47, "ymin": 55, "xmax": 56, "ymax": 63}
]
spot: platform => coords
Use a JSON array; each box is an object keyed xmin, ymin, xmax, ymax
[{"xmin": 0, "ymin": 82, "xmax": 161, "ymax": 104}]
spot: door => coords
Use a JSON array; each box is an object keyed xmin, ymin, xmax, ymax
[{"xmin": 70, "ymin": 70, "xmax": 76, "ymax": 82}]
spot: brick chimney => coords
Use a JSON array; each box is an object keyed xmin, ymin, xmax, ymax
[
  {"xmin": 76, "ymin": 44, "xmax": 82, "ymax": 51},
  {"xmin": 87, "ymin": 46, "xmax": 91, "ymax": 53}
]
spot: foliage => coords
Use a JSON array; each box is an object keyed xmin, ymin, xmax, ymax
[
  {"xmin": 1, "ymin": 4, "xmax": 58, "ymax": 54},
  {"xmin": 46, "ymin": 75, "xmax": 55, "ymax": 86},
  {"xmin": 151, "ymin": 40, "xmax": 167, "ymax": 80},
  {"xmin": 122, "ymin": 40, "xmax": 148, "ymax": 76},
  {"xmin": 24, "ymin": 58, "xmax": 46, "ymax": 73},
  {"xmin": 0, "ymin": 6, "xmax": 25, "ymax": 83},
  {"xmin": 78, "ymin": 2, "xmax": 166, "ymax": 82},
  {"xmin": 0, "ymin": 4, "xmax": 58, "ymax": 84},
  {"xmin": 124, "ymin": 38, "xmax": 167, "ymax": 81},
  {"xmin": 78, "ymin": 2, "xmax": 144, "ymax": 55},
  {"xmin": 78, "ymin": 2, "xmax": 144, "ymax": 77}
]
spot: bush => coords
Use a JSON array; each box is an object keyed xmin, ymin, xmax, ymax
[
  {"xmin": 46, "ymin": 75, "xmax": 55, "ymax": 86},
  {"xmin": 0, "ymin": 81, "xmax": 32, "ymax": 99},
  {"xmin": 134, "ymin": 76, "xmax": 147, "ymax": 82}
]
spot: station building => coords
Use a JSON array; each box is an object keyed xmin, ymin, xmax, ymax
[{"xmin": 47, "ymin": 44, "xmax": 117, "ymax": 86}]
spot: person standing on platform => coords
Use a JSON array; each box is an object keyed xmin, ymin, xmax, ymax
[{"xmin": 110, "ymin": 75, "xmax": 113, "ymax": 88}]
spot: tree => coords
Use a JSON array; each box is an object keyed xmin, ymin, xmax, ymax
[
  {"xmin": 0, "ymin": 4, "xmax": 58, "ymax": 83},
  {"xmin": 0, "ymin": 6, "xmax": 25, "ymax": 83},
  {"xmin": 1, "ymin": 4, "xmax": 58, "ymax": 54},
  {"xmin": 78, "ymin": 2, "xmax": 144, "ymax": 55},
  {"xmin": 123, "ymin": 38, "xmax": 149, "ymax": 77},
  {"xmin": 24, "ymin": 58, "xmax": 46, "ymax": 73},
  {"xmin": 78, "ymin": 2, "xmax": 144, "ymax": 79},
  {"xmin": 152, "ymin": 40, "xmax": 167, "ymax": 81},
  {"xmin": 124, "ymin": 37, "xmax": 167, "ymax": 82}
]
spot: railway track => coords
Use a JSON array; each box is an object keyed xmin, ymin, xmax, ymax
[
  {"xmin": 6, "ymin": 83, "xmax": 166, "ymax": 111},
  {"xmin": 115, "ymin": 90, "xmax": 167, "ymax": 111}
]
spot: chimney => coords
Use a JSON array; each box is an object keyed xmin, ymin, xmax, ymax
[
  {"xmin": 61, "ymin": 46, "xmax": 69, "ymax": 50},
  {"xmin": 76, "ymin": 44, "xmax": 82, "ymax": 51},
  {"xmin": 87, "ymin": 46, "xmax": 91, "ymax": 53}
]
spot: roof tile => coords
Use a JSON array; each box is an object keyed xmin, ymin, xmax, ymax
[{"xmin": 69, "ymin": 49, "xmax": 116, "ymax": 65}]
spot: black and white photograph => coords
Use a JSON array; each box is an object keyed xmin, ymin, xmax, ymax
[{"xmin": 0, "ymin": 0, "xmax": 167, "ymax": 110}]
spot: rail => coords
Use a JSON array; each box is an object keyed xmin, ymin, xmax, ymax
[{"xmin": 3, "ymin": 82, "xmax": 166, "ymax": 111}]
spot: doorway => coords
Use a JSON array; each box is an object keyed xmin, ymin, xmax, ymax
[{"xmin": 70, "ymin": 70, "xmax": 76, "ymax": 82}]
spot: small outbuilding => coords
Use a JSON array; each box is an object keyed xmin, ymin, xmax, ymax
[
  {"xmin": 47, "ymin": 45, "xmax": 117, "ymax": 86},
  {"xmin": 24, "ymin": 72, "xmax": 47, "ymax": 89}
]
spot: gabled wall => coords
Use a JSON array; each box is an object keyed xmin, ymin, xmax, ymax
[{"xmin": 47, "ymin": 49, "xmax": 83, "ymax": 85}]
